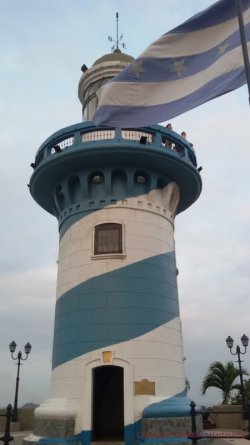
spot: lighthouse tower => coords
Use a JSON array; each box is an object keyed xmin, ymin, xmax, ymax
[{"xmin": 28, "ymin": 47, "xmax": 202, "ymax": 445}]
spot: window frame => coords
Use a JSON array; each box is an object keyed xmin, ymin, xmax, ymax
[{"xmin": 92, "ymin": 222, "xmax": 125, "ymax": 259}]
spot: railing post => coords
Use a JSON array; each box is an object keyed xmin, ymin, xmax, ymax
[
  {"xmin": 0, "ymin": 404, "xmax": 14, "ymax": 445},
  {"xmin": 115, "ymin": 127, "xmax": 122, "ymax": 140},
  {"xmin": 190, "ymin": 401, "xmax": 197, "ymax": 445},
  {"xmin": 246, "ymin": 400, "xmax": 250, "ymax": 440}
]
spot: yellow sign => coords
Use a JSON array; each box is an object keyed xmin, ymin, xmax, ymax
[{"xmin": 134, "ymin": 379, "xmax": 155, "ymax": 395}]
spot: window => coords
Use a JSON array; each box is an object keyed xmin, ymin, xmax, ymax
[{"xmin": 94, "ymin": 223, "xmax": 123, "ymax": 255}]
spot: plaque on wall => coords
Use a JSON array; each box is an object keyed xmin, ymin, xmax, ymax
[{"xmin": 134, "ymin": 379, "xmax": 155, "ymax": 395}]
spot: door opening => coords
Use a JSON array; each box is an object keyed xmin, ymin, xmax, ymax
[{"xmin": 92, "ymin": 365, "xmax": 124, "ymax": 441}]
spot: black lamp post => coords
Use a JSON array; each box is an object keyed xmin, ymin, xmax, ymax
[
  {"xmin": 226, "ymin": 334, "xmax": 249, "ymax": 411},
  {"xmin": 9, "ymin": 340, "xmax": 32, "ymax": 422}
]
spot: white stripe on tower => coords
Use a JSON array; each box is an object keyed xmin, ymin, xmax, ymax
[{"xmin": 48, "ymin": 186, "xmax": 186, "ymax": 433}]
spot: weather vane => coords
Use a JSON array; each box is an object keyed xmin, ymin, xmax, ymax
[{"xmin": 108, "ymin": 12, "xmax": 126, "ymax": 52}]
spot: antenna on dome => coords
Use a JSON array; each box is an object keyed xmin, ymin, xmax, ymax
[{"xmin": 108, "ymin": 12, "xmax": 126, "ymax": 52}]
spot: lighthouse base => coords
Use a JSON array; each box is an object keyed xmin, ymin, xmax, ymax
[
  {"xmin": 34, "ymin": 416, "xmax": 75, "ymax": 438},
  {"xmin": 139, "ymin": 415, "xmax": 203, "ymax": 443},
  {"xmin": 23, "ymin": 397, "xmax": 212, "ymax": 445},
  {"xmin": 136, "ymin": 396, "xmax": 212, "ymax": 445},
  {"xmin": 23, "ymin": 398, "xmax": 78, "ymax": 445}
]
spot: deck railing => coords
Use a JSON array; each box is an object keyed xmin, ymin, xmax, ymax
[{"xmin": 31, "ymin": 123, "xmax": 198, "ymax": 170}]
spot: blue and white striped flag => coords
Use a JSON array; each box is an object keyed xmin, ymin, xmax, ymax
[{"xmin": 93, "ymin": 0, "xmax": 250, "ymax": 128}]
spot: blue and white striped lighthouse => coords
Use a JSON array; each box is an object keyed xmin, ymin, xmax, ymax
[{"xmin": 28, "ymin": 49, "xmax": 202, "ymax": 445}]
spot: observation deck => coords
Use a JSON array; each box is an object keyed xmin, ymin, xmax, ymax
[{"xmin": 29, "ymin": 122, "xmax": 202, "ymax": 230}]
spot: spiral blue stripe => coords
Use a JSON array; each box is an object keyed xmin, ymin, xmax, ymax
[{"xmin": 52, "ymin": 252, "xmax": 178, "ymax": 369}]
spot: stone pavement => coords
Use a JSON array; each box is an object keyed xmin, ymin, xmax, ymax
[
  {"xmin": 206, "ymin": 429, "xmax": 250, "ymax": 445},
  {"xmin": 0, "ymin": 431, "xmax": 31, "ymax": 445}
]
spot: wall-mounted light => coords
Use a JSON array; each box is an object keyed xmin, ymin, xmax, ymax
[
  {"xmin": 91, "ymin": 175, "xmax": 103, "ymax": 183},
  {"xmin": 136, "ymin": 175, "xmax": 146, "ymax": 183},
  {"xmin": 140, "ymin": 136, "xmax": 147, "ymax": 144}
]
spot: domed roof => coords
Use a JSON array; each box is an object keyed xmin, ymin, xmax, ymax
[{"xmin": 93, "ymin": 49, "xmax": 134, "ymax": 66}]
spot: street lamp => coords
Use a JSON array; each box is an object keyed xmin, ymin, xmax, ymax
[
  {"xmin": 226, "ymin": 334, "xmax": 249, "ymax": 411},
  {"xmin": 9, "ymin": 340, "xmax": 32, "ymax": 422}
]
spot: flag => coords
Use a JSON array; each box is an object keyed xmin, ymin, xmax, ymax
[{"xmin": 93, "ymin": 0, "xmax": 250, "ymax": 128}]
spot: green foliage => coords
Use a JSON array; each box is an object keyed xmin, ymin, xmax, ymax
[
  {"xmin": 201, "ymin": 361, "xmax": 249, "ymax": 404},
  {"xmin": 231, "ymin": 379, "xmax": 250, "ymax": 404}
]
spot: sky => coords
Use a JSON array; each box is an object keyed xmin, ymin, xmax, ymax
[{"xmin": 0, "ymin": 0, "xmax": 250, "ymax": 410}]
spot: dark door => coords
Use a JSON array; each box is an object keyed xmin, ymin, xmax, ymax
[{"xmin": 92, "ymin": 365, "xmax": 124, "ymax": 441}]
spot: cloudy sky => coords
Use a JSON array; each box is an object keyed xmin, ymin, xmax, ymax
[{"xmin": 0, "ymin": 0, "xmax": 250, "ymax": 409}]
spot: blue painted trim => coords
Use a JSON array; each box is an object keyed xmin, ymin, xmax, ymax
[
  {"xmin": 33, "ymin": 122, "xmax": 196, "ymax": 167},
  {"xmin": 143, "ymin": 393, "xmax": 201, "ymax": 418},
  {"xmin": 37, "ymin": 421, "xmax": 140, "ymax": 445},
  {"xmin": 125, "ymin": 419, "xmax": 141, "ymax": 444},
  {"xmin": 136, "ymin": 437, "xmax": 191, "ymax": 444},
  {"xmin": 79, "ymin": 430, "xmax": 91, "ymax": 445},
  {"xmin": 59, "ymin": 209, "xmax": 92, "ymax": 239},
  {"xmin": 30, "ymin": 122, "xmax": 202, "ymax": 221},
  {"xmin": 38, "ymin": 433, "xmax": 82, "ymax": 444},
  {"xmin": 52, "ymin": 252, "xmax": 178, "ymax": 368},
  {"xmin": 58, "ymin": 172, "xmax": 172, "ymax": 237}
]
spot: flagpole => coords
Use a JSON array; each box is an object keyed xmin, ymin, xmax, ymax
[{"xmin": 236, "ymin": 0, "xmax": 250, "ymax": 105}]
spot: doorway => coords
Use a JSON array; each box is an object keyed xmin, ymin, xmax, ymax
[{"xmin": 92, "ymin": 365, "xmax": 124, "ymax": 441}]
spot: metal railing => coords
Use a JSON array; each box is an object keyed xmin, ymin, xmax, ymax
[
  {"xmin": 0, "ymin": 405, "xmax": 14, "ymax": 445},
  {"xmin": 189, "ymin": 400, "xmax": 250, "ymax": 444}
]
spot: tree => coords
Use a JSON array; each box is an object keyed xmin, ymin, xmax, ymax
[
  {"xmin": 201, "ymin": 361, "xmax": 249, "ymax": 404},
  {"xmin": 231, "ymin": 379, "xmax": 250, "ymax": 404}
]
